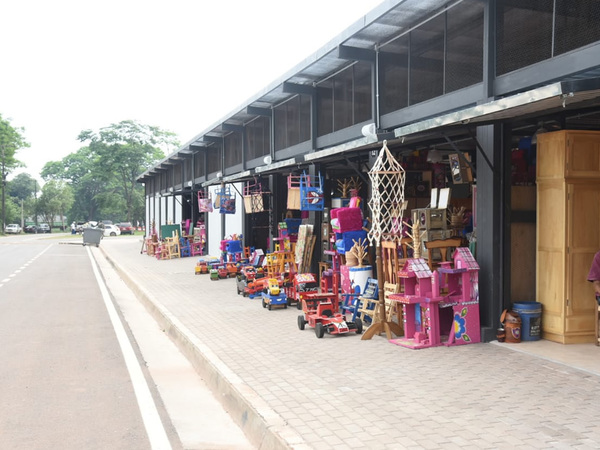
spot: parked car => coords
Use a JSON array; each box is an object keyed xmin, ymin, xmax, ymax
[
  {"xmin": 5, "ymin": 224, "xmax": 22, "ymax": 234},
  {"xmin": 103, "ymin": 224, "xmax": 121, "ymax": 237},
  {"xmin": 38, "ymin": 223, "xmax": 51, "ymax": 233},
  {"xmin": 117, "ymin": 222, "xmax": 134, "ymax": 235},
  {"xmin": 101, "ymin": 220, "xmax": 113, "ymax": 227}
]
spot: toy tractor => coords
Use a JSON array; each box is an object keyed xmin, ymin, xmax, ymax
[
  {"xmin": 297, "ymin": 293, "xmax": 363, "ymax": 338},
  {"xmin": 262, "ymin": 278, "xmax": 287, "ymax": 310}
]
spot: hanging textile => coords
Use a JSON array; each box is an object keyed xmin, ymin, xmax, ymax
[
  {"xmin": 197, "ymin": 190, "xmax": 213, "ymax": 212},
  {"xmin": 215, "ymin": 186, "xmax": 236, "ymax": 214}
]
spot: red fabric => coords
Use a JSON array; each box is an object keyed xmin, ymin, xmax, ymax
[{"xmin": 588, "ymin": 251, "xmax": 600, "ymax": 281}]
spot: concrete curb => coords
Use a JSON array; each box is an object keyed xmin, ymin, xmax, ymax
[{"xmin": 99, "ymin": 247, "xmax": 309, "ymax": 450}]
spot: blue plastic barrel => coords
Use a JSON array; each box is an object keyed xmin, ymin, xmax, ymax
[{"xmin": 513, "ymin": 302, "xmax": 542, "ymax": 341}]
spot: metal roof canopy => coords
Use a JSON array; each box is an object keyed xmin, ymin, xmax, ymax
[
  {"xmin": 137, "ymin": 0, "xmax": 458, "ymax": 182},
  {"xmin": 393, "ymin": 78, "xmax": 600, "ymax": 140}
]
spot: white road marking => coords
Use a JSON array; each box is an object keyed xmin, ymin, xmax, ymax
[{"xmin": 86, "ymin": 247, "xmax": 172, "ymax": 450}]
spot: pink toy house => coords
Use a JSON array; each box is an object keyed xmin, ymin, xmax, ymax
[
  {"xmin": 388, "ymin": 247, "xmax": 481, "ymax": 349},
  {"xmin": 435, "ymin": 247, "xmax": 480, "ymax": 346},
  {"xmin": 389, "ymin": 259, "xmax": 445, "ymax": 349}
]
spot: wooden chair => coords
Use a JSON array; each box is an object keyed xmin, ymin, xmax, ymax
[
  {"xmin": 381, "ymin": 239, "xmax": 399, "ymax": 286},
  {"xmin": 383, "ymin": 281, "xmax": 402, "ymax": 327},
  {"xmin": 164, "ymin": 237, "xmax": 180, "ymax": 259},
  {"xmin": 356, "ymin": 278, "xmax": 379, "ymax": 325},
  {"xmin": 424, "ymin": 237, "xmax": 463, "ymax": 271}
]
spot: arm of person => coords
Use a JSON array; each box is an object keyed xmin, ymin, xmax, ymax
[{"xmin": 593, "ymin": 280, "xmax": 600, "ymax": 296}]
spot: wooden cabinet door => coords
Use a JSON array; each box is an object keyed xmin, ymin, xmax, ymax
[
  {"xmin": 566, "ymin": 132, "xmax": 600, "ymax": 178},
  {"xmin": 565, "ymin": 182, "xmax": 600, "ymax": 337}
]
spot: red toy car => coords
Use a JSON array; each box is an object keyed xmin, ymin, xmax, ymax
[
  {"xmin": 284, "ymin": 273, "xmax": 319, "ymax": 309},
  {"xmin": 297, "ymin": 293, "xmax": 363, "ymax": 338}
]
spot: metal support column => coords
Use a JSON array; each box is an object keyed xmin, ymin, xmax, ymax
[{"xmin": 476, "ymin": 123, "xmax": 505, "ymax": 341}]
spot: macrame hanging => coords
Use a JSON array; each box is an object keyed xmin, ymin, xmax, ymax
[
  {"xmin": 363, "ymin": 140, "xmax": 406, "ymax": 341},
  {"xmin": 367, "ymin": 140, "xmax": 406, "ymax": 246}
]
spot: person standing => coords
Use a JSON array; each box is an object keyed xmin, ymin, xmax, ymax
[{"xmin": 587, "ymin": 250, "xmax": 600, "ymax": 305}]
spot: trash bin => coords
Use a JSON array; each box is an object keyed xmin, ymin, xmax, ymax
[
  {"xmin": 500, "ymin": 309, "xmax": 521, "ymax": 343},
  {"xmin": 513, "ymin": 302, "xmax": 542, "ymax": 341},
  {"xmin": 83, "ymin": 227, "xmax": 103, "ymax": 247}
]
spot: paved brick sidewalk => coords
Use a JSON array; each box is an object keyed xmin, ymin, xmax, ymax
[{"xmin": 96, "ymin": 237, "xmax": 600, "ymax": 450}]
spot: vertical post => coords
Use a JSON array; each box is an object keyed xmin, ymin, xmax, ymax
[{"xmin": 1, "ymin": 144, "xmax": 5, "ymax": 234}]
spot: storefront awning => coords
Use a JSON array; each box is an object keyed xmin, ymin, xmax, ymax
[{"xmin": 393, "ymin": 78, "xmax": 600, "ymax": 139}]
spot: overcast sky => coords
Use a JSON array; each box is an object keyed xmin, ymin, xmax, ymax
[{"xmin": 1, "ymin": 0, "xmax": 383, "ymax": 181}]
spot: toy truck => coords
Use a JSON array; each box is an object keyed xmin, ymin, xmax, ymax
[
  {"xmin": 195, "ymin": 261, "xmax": 209, "ymax": 275},
  {"xmin": 284, "ymin": 273, "xmax": 319, "ymax": 309},
  {"xmin": 245, "ymin": 276, "xmax": 268, "ymax": 298},
  {"xmin": 262, "ymin": 278, "xmax": 288, "ymax": 310},
  {"xmin": 226, "ymin": 262, "xmax": 240, "ymax": 278},
  {"xmin": 297, "ymin": 292, "xmax": 363, "ymax": 338},
  {"xmin": 236, "ymin": 266, "xmax": 257, "ymax": 296}
]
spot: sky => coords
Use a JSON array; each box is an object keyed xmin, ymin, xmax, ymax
[{"xmin": 1, "ymin": 0, "xmax": 384, "ymax": 182}]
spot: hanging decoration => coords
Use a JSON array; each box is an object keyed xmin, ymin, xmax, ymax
[
  {"xmin": 299, "ymin": 171, "xmax": 324, "ymax": 211},
  {"xmin": 243, "ymin": 179, "xmax": 265, "ymax": 213},
  {"xmin": 367, "ymin": 141, "xmax": 406, "ymax": 246},
  {"xmin": 197, "ymin": 189, "xmax": 213, "ymax": 213},
  {"xmin": 287, "ymin": 174, "xmax": 301, "ymax": 210},
  {"xmin": 215, "ymin": 185, "xmax": 236, "ymax": 214},
  {"xmin": 363, "ymin": 140, "xmax": 406, "ymax": 341}
]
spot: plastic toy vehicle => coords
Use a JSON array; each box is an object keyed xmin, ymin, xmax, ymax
[
  {"xmin": 218, "ymin": 267, "xmax": 229, "ymax": 279},
  {"xmin": 262, "ymin": 278, "xmax": 288, "ymax": 310},
  {"xmin": 246, "ymin": 276, "xmax": 268, "ymax": 298},
  {"xmin": 297, "ymin": 294, "xmax": 363, "ymax": 338},
  {"xmin": 195, "ymin": 261, "xmax": 208, "ymax": 275},
  {"xmin": 284, "ymin": 273, "xmax": 319, "ymax": 309},
  {"xmin": 236, "ymin": 266, "xmax": 257, "ymax": 296},
  {"xmin": 226, "ymin": 262, "xmax": 239, "ymax": 278},
  {"xmin": 210, "ymin": 268, "xmax": 219, "ymax": 280}
]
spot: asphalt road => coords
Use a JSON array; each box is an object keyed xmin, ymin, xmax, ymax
[{"xmin": 0, "ymin": 233, "xmax": 252, "ymax": 450}]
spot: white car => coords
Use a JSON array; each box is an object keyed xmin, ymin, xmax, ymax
[
  {"xmin": 5, "ymin": 224, "xmax": 22, "ymax": 234},
  {"xmin": 102, "ymin": 224, "xmax": 121, "ymax": 237}
]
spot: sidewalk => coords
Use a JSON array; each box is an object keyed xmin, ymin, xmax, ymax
[{"xmin": 96, "ymin": 237, "xmax": 600, "ymax": 450}]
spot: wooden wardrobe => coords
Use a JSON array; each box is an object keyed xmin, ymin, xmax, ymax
[{"xmin": 536, "ymin": 130, "xmax": 600, "ymax": 343}]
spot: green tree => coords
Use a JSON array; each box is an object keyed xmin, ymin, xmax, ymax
[
  {"xmin": 6, "ymin": 173, "xmax": 38, "ymax": 226},
  {"xmin": 0, "ymin": 115, "xmax": 29, "ymax": 232},
  {"xmin": 78, "ymin": 120, "xmax": 176, "ymax": 223},
  {"xmin": 42, "ymin": 147, "xmax": 104, "ymax": 222},
  {"xmin": 8, "ymin": 173, "xmax": 37, "ymax": 201},
  {"xmin": 37, "ymin": 180, "xmax": 74, "ymax": 230}
]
